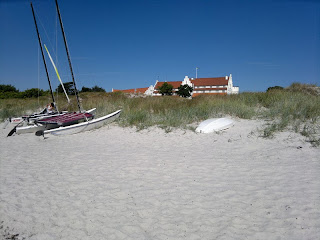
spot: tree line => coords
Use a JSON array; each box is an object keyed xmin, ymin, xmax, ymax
[{"xmin": 0, "ymin": 82, "xmax": 105, "ymax": 99}]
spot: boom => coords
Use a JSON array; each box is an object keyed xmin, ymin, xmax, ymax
[{"xmin": 44, "ymin": 44, "xmax": 70, "ymax": 103}]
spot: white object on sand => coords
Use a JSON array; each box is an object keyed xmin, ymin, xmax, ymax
[{"xmin": 196, "ymin": 118, "xmax": 234, "ymax": 133}]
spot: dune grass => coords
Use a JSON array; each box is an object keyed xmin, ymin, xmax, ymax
[{"xmin": 1, "ymin": 89, "xmax": 319, "ymax": 146}]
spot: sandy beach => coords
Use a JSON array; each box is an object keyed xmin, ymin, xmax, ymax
[{"xmin": 1, "ymin": 119, "xmax": 319, "ymax": 239}]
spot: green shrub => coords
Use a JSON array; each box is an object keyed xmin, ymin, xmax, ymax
[
  {"xmin": 157, "ymin": 82, "xmax": 173, "ymax": 96},
  {"xmin": 266, "ymin": 86, "xmax": 284, "ymax": 92},
  {"xmin": 177, "ymin": 84, "xmax": 193, "ymax": 98}
]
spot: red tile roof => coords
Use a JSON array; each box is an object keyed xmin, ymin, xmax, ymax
[
  {"xmin": 113, "ymin": 89, "xmax": 135, "ymax": 93},
  {"xmin": 135, "ymin": 87, "xmax": 149, "ymax": 93},
  {"xmin": 191, "ymin": 77, "xmax": 228, "ymax": 87},
  {"xmin": 113, "ymin": 87, "xmax": 148, "ymax": 94}
]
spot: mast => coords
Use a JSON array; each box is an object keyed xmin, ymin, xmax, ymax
[
  {"xmin": 54, "ymin": 0, "xmax": 81, "ymax": 112},
  {"xmin": 30, "ymin": 2, "xmax": 56, "ymax": 106}
]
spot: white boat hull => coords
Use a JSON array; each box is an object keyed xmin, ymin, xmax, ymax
[
  {"xmin": 16, "ymin": 123, "xmax": 56, "ymax": 134},
  {"xmin": 39, "ymin": 110, "xmax": 121, "ymax": 136},
  {"xmin": 196, "ymin": 118, "xmax": 234, "ymax": 133}
]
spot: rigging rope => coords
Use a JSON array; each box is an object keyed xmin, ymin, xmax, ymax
[{"xmin": 34, "ymin": 8, "xmax": 57, "ymax": 60}]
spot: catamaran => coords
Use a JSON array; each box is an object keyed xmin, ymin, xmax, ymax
[
  {"xmin": 33, "ymin": 0, "xmax": 121, "ymax": 136},
  {"xmin": 35, "ymin": 110, "xmax": 121, "ymax": 136},
  {"xmin": 5, "ymin": 2, "xmax": 65, "ymax": 136}
]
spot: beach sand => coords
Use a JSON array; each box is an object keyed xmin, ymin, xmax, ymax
[{"xmin": 1, "ymin": 119, "xmax": 319, "ymax": 239}]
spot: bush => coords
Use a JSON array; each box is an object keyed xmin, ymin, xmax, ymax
[
  {"xmin": 266, "ymin": 86, "xmax": 284, "ymax": 92},
  {"xmin": 177, "ymin": 84, "xmax": 193, "ymax": 98}
]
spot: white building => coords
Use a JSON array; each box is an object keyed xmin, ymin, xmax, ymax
[{"xmin": 113, "ymin": 74, "xmax": 239, "ymax": 96}]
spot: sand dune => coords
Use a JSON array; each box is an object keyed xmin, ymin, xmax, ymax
[{"xmin": 1, "ymin": 119, "xmax": 319, "ymax": 239}]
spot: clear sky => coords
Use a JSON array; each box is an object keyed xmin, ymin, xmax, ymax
[{"xmin": 0, "ymin": 0, "xmax": 319, "ymax": 92}]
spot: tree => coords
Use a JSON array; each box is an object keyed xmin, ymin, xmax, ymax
[
  {"xmin": 81, "ymin": 86, "xmax": 92, "ymax": 92},
  {"xmin": 0, "ymin": 84, "xmax": 19, "ymax": 93},
  {"xmin": 177, "ymin": 84, "xmax": 193, "ymax": 98},
  {"xmin": 81, "ymin": 85, "xmax": 106, "ymax": 93},
  {"xmin": 22, "ymin": 88, "xmax": 44, "ymax": 98},
  {"xmin": 91, "ymin": 85, "xmax": 106, "ymax": 92},
  {"xmin": 157, "ymin": 82, "xmax": 173, "ymax": 96},
  {"xmin": 56, "ymin": 82, "xmax": 75, "ymax": 95}
]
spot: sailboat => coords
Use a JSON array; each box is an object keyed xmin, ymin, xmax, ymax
[
  {"xmin": 5, "ymin": 2, "xmax": 66, "ymax": 136},
  {"xmin": 32, "ymin": 0, "xmax": 121, "ymax": 136},
  {"xmin": 7, "ymin": 0, "xmax": 121, "ymax": 136}
]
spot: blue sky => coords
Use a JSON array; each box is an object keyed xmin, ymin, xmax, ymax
[{"xmin": 0, "ymin": 0, "xmax": 319, "ymax": 92}]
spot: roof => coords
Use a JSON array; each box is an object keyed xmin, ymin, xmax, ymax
[
  {"xmin": 113, "ymin": 87, "xmax": 148, "ymax": 94},
  {"xmin": 135, "ymin": 87, "xmax": 149, "ymax": 93},
  {"xmin": 155, "ymin": 81, "xmax": 182, "ymax": 89},
  {"xmin": 191, "ymin": 77, "xmax": 228, "ymax": 87}
]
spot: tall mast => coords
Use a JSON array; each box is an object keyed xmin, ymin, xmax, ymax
[
  {"xmin": 30, "ymin": 2, "xmax": 55, "ymax": 105},
  {"xmin": 54, "ymin": 0, "xmax": 81, "ymax": 112}
]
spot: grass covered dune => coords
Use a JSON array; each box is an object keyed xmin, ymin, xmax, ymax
[{"xmin": 1, "ymin": 85, "xmax": 319, "ymax": 146}]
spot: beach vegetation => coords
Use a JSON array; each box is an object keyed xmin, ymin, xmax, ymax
[
  {"xmin": 286, "ymin": 82, "xmax": 319, "ymax": 96},
  {"xmin": 0, "ymin": 84, "xmax": 20, "ymax": 99},
  {"xmin": 1, "ymin": 82, "xmax": 319, "ymax": 146},
  {"xmin": 21, "ymin": 88, "xmax": 46, "ymax": 98},
  {"xmin": 266, "ymin": 86, "xmax": 284, "ymax": 92}
]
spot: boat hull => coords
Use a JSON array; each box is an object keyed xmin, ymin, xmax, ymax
[
  {"xmin": 16, "ymin": 123, "xmax": 57, "ymax": 134},
  {"xmin": 38, "ymin": 110, "xmax": 121, "ymax": 136},
  {"xmin": 195, "ymin": 118, "xmax": 234, "ymax": 133}
]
